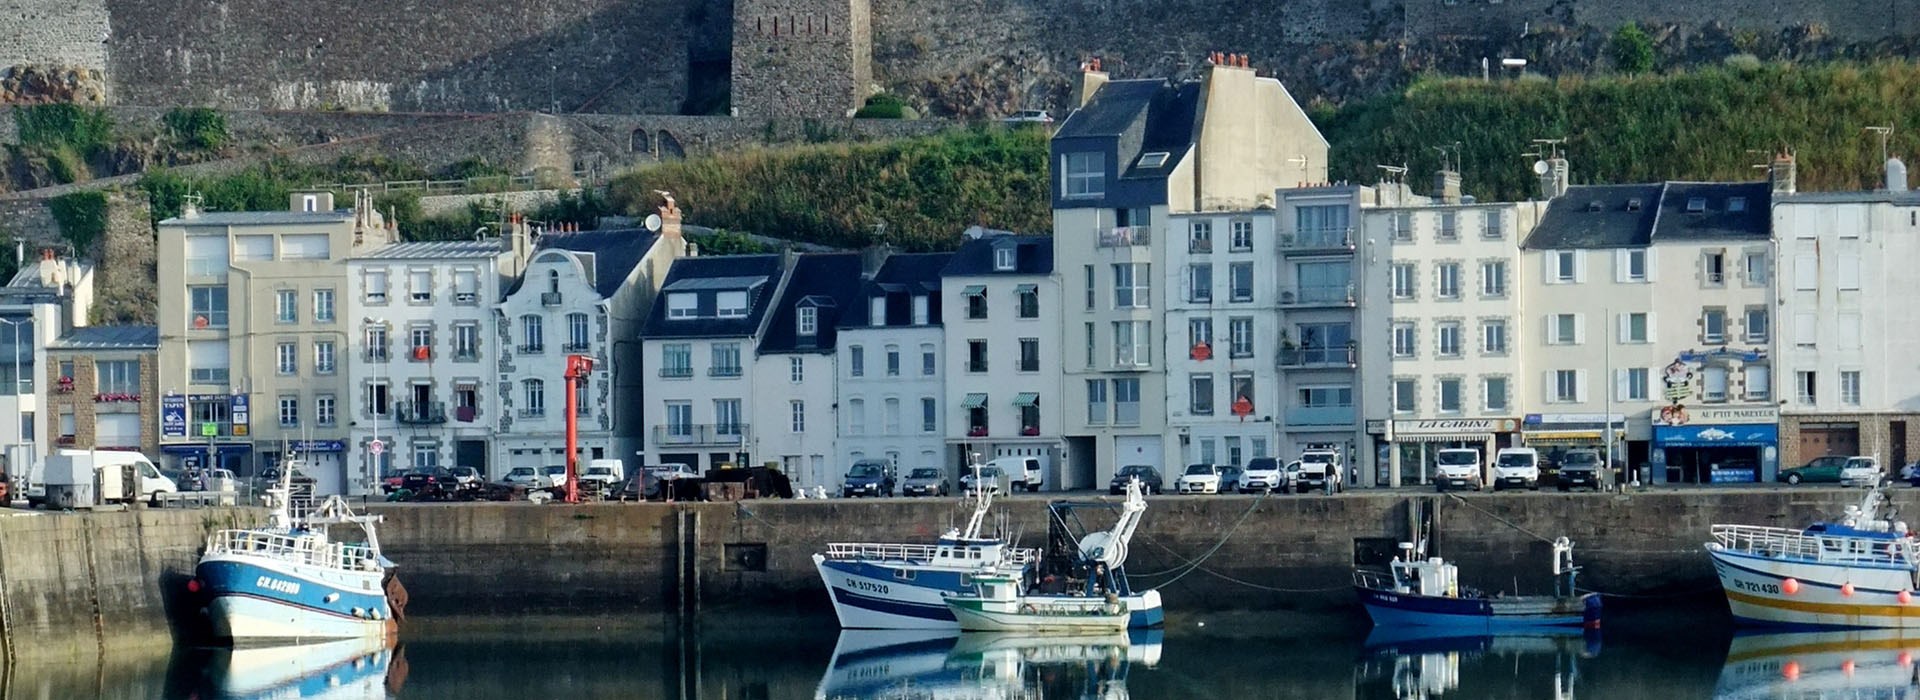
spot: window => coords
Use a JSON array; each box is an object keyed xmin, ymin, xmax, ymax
[
  {"xmin": 1621, "ymin": 312, "xmax": 1650, "ymax": 344},
  {"xmin": 1390, "ymin": 263, "xmax": 1415, "ymax": 300},
  {"xmin": 364, "ymin": 270, "xmax": 389, "ymax": 303},
  {"xmin": 1231, "ymin": 220, "xmax": 1253, "ymax": 250},
  {"xmin": 366, "ymin": 382, "xmax": 390, "ymax": 417},
  {"xmin": 1229, "ymin": 263, "xmax": 1253, "ymax": 302},
  {"xmin": 91, "ymin": 360, "xmax": 135, "ymax": 395},
  {"xmin": 1188, "ymin": 264, "xmax": 1213, "ymax": 302},
  {"xmin": 1839, "ymin": 252, "xmax": 1862, "ymax": 291},
  {"xmin": 410, "ymin": 325, "xmax": 433, "ymax": 360},
  {"xmin": 661, "ymin": 344, "xmax": 692, "ymax": 377},
  {"xmin": 1746, "ymin": 365, "xmax": 1771, "ymax": 401},
  {"xmin": 1190, "ymin": 374, "xmax": 1214, "ymax": 415},
  {"xmin": 315, "ymin": 396, "xmax": 336, "ymax": 426},
  {"xmin": 1841, "ymin": 371, "xmax": 1862, "ymax": 406},
  {"xmin": 282, "ymin": 234, "xmax": 329, "ymax": 259},
  {"xmin": 1687, "ymin": 196, "xmax": 1707, "ymax": 213},
  {"xmin": 1480, "ymin": 260, "xmax": 1507, "ymax": 297},
  {"xmin": 1550, "ymin": 313, "xmax": 1579, "ymax": 345},
  {"xmin": 1188, "ymin": 220, "xmax": 1212, "ymax": 252},
  {"xmin": 1294, "ymin": 205, "xmax": 1350, "ymax": 245},
  {"xmin": 912, "ymin": 295, "xmax": 929, "ymax": 324},
  {"xmin": 1553, "ymin": 251, "xmax": 1578, "ymax": 283},
  {"xmin": 409, "ymin": 269, "xmax": 432, "ymax": 302},
  {"xmin": 1062, "ymin": 152, "xmax": 1105, "ymax": 198},
  {"xmin": 521, "ymin": 315, "xmax": 544, "ymax": 353},
  {"xmin": 886, "ymin": 345, "xmax": 902, "ymax": 376},
  {"xmin": 1296, "ymin": 385, "xmax": 1353, "ymax": 408},
  {"xmin": 849, "ymin": 345, "xmax": 866, "ymax": 377},
  {"xmin": 1085, "ymin": 322, "xmax": 1096, "ymax": 367},
  {"xmin": 1483, "ymin": 377, "xmax": 1509, "ymax": 412},
  {"xmin": 1391, "ymin": 212, "xmax": 1414, "ymax": 242},
  {"xmin": 558, "ymin": 312, "xmax": 587, "ymax": 351},
  {"xmin": 276, "ymin": 342, "xmax": 297, "ymax": 375},
  {"xmin": 523, "ymin": 380, "xmax": 546, "ymax": 416},
  {"xmin": 714, "ymin": 399, "xmax": 742, "ymax": 436},
  {"xmin": 314, "ymin": 341, "xmax": 336, "ymax": 374},
  {"xmin": 921, "ymin": 344, "xmax": 936, "ymax": 376},
  {"xmin": 188, "ymin": 340, "xmax": 229, "ymax": 384},
  {"xmin": 967, "ymin": 340, "xmax": 988, "ymax": 372},
  {"xmin": 1113, "ymin": 321, "xmax": 1151, "ymax": 367},
  {"xmin": 1230, "ymin": 372, "xmax": 1254, "ymax": 413},
  {"xmin": 1744, "ymin": 252, "xmax": 1768, "ymax": 286},
  {"xmin": 710, "ymin": 343, "xmax": 742, "ymax": 377},
  {"xmin": 1794, "ymin": 255, "xmax": 1817, "ymax": 291},
  {"xmin": 1436, "ymin": 322, "xmax": 1461, "ymax": 357},
  {"xmin": 1553, "ymin": 370, "xmax": 1581, "ymax": 403},
  {"xmin": 847, "ymin": 399, "xmax": 867, "ymax": 435},
  {"xmin": 1621, "ymin": 368, "xmax": 1650, "ymax": 401},
  {"xmin": 1625, "ymin": 249, "xmax": 1648, "ymax": 282},
  {"xmin": 1189, "ymin": 317, "xmax": 1213, "ymax": 347},
  {"xmin": 188, "ymin": 286, "xmax": 228, "ymax": 328},
  {"xmin": 1796, "ymin": 371, "xmax": 1816, "ymax": 405},
  {"xmin": 1086, "ymin": 379, "xmax": 1108, "ymax": 425},
  {"xmin": 1113, "ymin": 378, "xmax": 1141, "ymax": 425},
  {"xmin": 1482, "ymin": 210, "xmax": 1503, "ymax": 239},
  {"xmin": 1437, "ymin": 211, "xmax": 1457, "ymax": 240},
  {"xmin": 1702, "ymin": 366, "xmax": 1730, "ymax": 403},
  {"xmin": 716, "ymin": 291, "xmax": 749, "ymax": 318},
  {"xmin": 232, "ymin": 235, "xmax": 272, "ymax": 262},
  {"xmin": 1391, "ymin": 323, "xmax": 1415, "ymax": 358},
  {"xmin": 1435, "ymin": 262, "xmax": 1461, "ymax": 299},
  {"xmin": 789, "ymin": 356, "xmax": 804, "ymax": 383},
  {"xmin": 452, "ymin": 324, "xmax": 478, "ymax": 361},
  {"xmin": 411, "ymin": 443, "xmax": 438, "ymax": 471},
  {"xmin": 1437, "ymin": 378, "xmax": 1462, "ymax": 413},
  {"xmin": 1018, "ymin": 338, "xmax": 1039, "ymax": 372},
  {"xmin": 313, "ymin": 289, "xmax": 335, "ymax": 322},
  {"xmin": 964, "ymin": 287, "xmax": 988, "ymax": 320},
  {"xmin": 1704, "ymin": 252, "xmax": 1726, "ymax": 286},
  {"xmin": 884, "ymin": 398, "xmax": 902, "ymax": 435},
  {"xmin": 1083, "ymin": 265, "xmax": 1095, "ymax": 310},
  {"xmin": 1702, "ymin": 308, "xmax": 1727, "ymax": 344},
  {"xmin": 365, "ymin": 325, "xmax": 389, "ymax": 362},
  {"xmin": 994, "ymin": 246, "xmax": 1016, "ymax": 271},
  {"xmin": 275, "ymin": 290, "xmax": 296, "ymax": 323},
  {"xmin": 1728, "ymin": 196, "xmax": 1748, "ymax": 212},
  {"xmin": 1481, "ymin": 319, "xmax": 1508, "ymax": 355},
  {"xmin": 1228, "ymin": 317, "xmax": 1253, "ymax": 358},
  {"xmin": 1392, "ymin": 379, "xmax": 1415, "ymax": 414},
  {"xmin": 1017, "ymin": 286, "xmax": 1039, "ymax": 318},
  {"xmin": 1112, "ymin": 263, "xmax": 1150, "ymax": 308},
  {"xmin": 667, "ymin": 293, "xmax": 697, "ymax": 319},
  {"xmin": 1745, "ymin": 307, "xmax": 1769, "ymax": 342},
  {"xmin": 791, "ymin": 401, "xmax": 805, "ymax": 433},
  {"xmin": 793, "ymin": 306, "xmax": 817, "ymax": 337},
  {"xmin": 665, "ymin": 402, "xmax": 693, "ymax": 437},
  {"xmin": 906, "ymin": 396, "xmax": 928, "ymax": 433},
  {"xmin": 279, "ymin": 397, "xmax": 299, "ymax": 427},
  {"xmin": 452, "ymin": 270, "xmax": 478, "ymax": 303}
]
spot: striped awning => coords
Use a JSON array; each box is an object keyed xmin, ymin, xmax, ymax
[
  {"xmin": 960, "ymin": 393, "xmax": 989, "ymax": 409},
  {"xmin": 962, "ymin": 285, "xmax": 987, "ymax": 296},
  {"xmin": 1012, "ymin": 392, "xmax": 1040, "ymax": 407},
  {"xmin": 1396, "ymin": 433, "xmax": 1491, "ymax": 443},
  {"xmin": 1522, "ymin": 429, "xmax": 1624, "ymax": 446},
  {"xmin": 1014, "ymin": 283, "xmax": 1038, "ymax": 294}
]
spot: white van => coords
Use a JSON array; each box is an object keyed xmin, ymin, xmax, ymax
[
  {"xmin": 1492, "ymin": 448, "xmax": 1541, "ymax": 491},
  {"xmin": 581, "ymin": 459, "xmax": 626, "ymax": 490},
  {"xmin": 982, "ymin": 456, "xmax": 1044, "ymax": 492},
  {"xmin": 1433, "ymin": 448, "xmax": 1482, "ymax": 492},
  {"xmin": 43, "ymin": 450, "xmax": 176, "ymax": 507}
]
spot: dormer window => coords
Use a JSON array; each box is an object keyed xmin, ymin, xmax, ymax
[
  {"xmin": 1727, "ymin": 196, "xmax": 1748, "ymax": 212},
  {"xmin": 1686, "ymin": 197, "xmax": 1707, "ymax": 213},
  {"xmin": 1626, "ymin": 198, "xmax": 1643, "ymax": 212},
  {"xmin": 870, "ymin": 296, "xmax": 886, "ymax": 326},
  {"xmin": 667, "ymin": 293, "xmax": 697, "ymax": 319},
  {"xmin": 1062, "ymin": 152, "xmax": 1104, "ymax": 198},
  {"xmin": 717, "ymin": 291, "xmax": 749, "ymax": 318},
  {"xmin": 1138, "ymin": 152, "xmax": 1170, "ymax": 168},
  {"xmin": 994, "ymin": 246, "xmax": 1016, "ymax": 271},
  {"xmin": 798, "ymin": 306, "xmax": 817, "ymax": 336}
]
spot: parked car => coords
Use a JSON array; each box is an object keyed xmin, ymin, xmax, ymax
[
  {"xmin": 1841, "ymin": 456, "xmax": 1884, "ymax": 487},
  {"xmin": 615, "ymin": 464, "xmax": 701, "ymax": 501},
  {"xmin": 1779, "ymin": 455, "xmax": 1850, "ymax": 485},
  {"xmin": 961, "ymin": 465, "xmax": 1010, "ymax": 496},
  {"xmin": 901, "ymin": 467, "xmax": 948, "ymax": 497},
  {"xmin": 983, "ymin": 456, "xmax": 1045, "ymax": 492},
  {"xmin": 578, "ymin": 459, "xmax": 626, "ymax": 492},
  {"xmin": 1001, "ymin": 109, "xmax": 1054, "ymax": 124},
  {"xmin": 1434, "ymin": 448, "xmax": 1483, "ymax": 492},
  {"xmin": 401, "ymin": 467, "xmax": 478, "ymax": 500},
  {"xmin": 1296, "ymin": 450, "xmax": 1344, "ymax": 493},
  {"xmin": 1177, "ymin": 464, "xmax": 1225, "ymax": 494},
  {"xmin": 501, "ymin": 467, "xmax": 547, "ymax": 488},
  {"xmin": 842, "ymin": 459, "xmax": 897, "ymax": 498},
  {"xmin": 1492, "ymin": 448, "xmax": 1541, "ymax": 491},
  {"xmin": 1109, "ymin": 465, "xmax": 1163, "ymax": 494},
  {"xmin": 1556, "ymin": 450, "xmax": 1603, "ymax": 491},
  {"xmin": 1240, "ymin": 457, "xmax": 1289, "ymax": 494},
  {"xmin": 382, "ymin": 469, "xmax": 417, "ymax": 495}
]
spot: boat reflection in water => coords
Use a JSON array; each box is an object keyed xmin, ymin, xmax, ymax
[
  {"xmin": 193, "ymin": 636, "xmax": 407, "ymax": 700},
  {"xmin": 815, "ymin": 628, "xmax": 1162, "ymax": 699},
  {"xmin": 1715, "ymin": 630, "xmax": 1920, "ymax": 699},
  {"xmin": 1353, "ymin": 627, "xmax": 1602, "ymax": 699}
]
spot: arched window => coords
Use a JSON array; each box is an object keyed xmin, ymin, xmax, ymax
[{"xmin": 547, "ymin": 269, "xmax": 560, "ymax": 295}]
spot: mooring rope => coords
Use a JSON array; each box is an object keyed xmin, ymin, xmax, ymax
[
  {"xmin": 1127, "ymin": 527, "xmax": 1351, "ymax": 592},
  {"xmin": 1442, "ymin": 492, "xmax": 1557, "ymax": 545},
  {"xmin": 1122, "ymin": 490, "xmax": 1268, "ymax": 587}
]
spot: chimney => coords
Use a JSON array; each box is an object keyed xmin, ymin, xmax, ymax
[
  {"xmin": 1887, "ymin": 157, "xmax": 1908, "ymax": 192},
  {"xmin": 861, "ymin": 243, "xmax": 892, "ymax": 277},
  {"xmin": 1770, "ymin": 152, "xmax": 1797, "ymax": 194},
  {"xmin": 1073, "ymin": 58, "xmax": 1109, "ymax": 108},
  {"xmin": 1538, "ymin": 157, "xmax": 1570, "ymax": 200},
  {"xmin": 1433, "ymin": 169, "xmax": 1463, "ymax": 205}
]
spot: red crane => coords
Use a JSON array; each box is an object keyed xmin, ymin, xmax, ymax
[{"xmin": 562, "ymin": 354, "xmax": 595, "ymax": 504}]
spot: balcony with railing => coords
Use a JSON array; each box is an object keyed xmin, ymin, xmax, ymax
[
  {"xmin": 1096, "ymin": 226, "xmax": 1152, "ymax": 248},
  {"xmin": 541, "ymin": 292, "xmax": 564, "ymax": 306},
  {"xmin": 708, "ymin": 365, "xmax": 743, "ymax": 378},
  {"xmin": 1279, "ymin": 284, "xmax": 1357, "ymax": 308},
  {"xmin": 394, "ymin": 401, "xmax": 447, "ymax": 424},
  {"xmin": 1279, "ymin": 343, "xmax": 1358, "ymax": 370},
  {"xmin": 1188, "ymin": 238, "xmax": 1213, "ymax": 253},
  {"xmin": 1285, "ymin": 405, "xmax": 1356, "ymax": 426},
  {"xmin": 1280, "ymin": 227, "xmax": 1355, "ymax": 254},
  {"xmin": 658, "ymin": 366, "xmax": 693, "ymax": 379},
  {"xmin": 652, "ymin": 424, "xmax": 748, "ymax": 445}
]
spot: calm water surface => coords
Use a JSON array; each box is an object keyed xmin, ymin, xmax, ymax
[{"xmin": 21, "ymin": 611, "xmax": 1917, "ymax": 699}]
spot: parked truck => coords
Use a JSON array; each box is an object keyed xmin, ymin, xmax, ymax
[
  {"xmin": 1295, "ymin": 449, "xmax": 1345, "ymax": 494},
  {"xmin": 42, "ymin": 450, "xmax": 176, "ymax": 509}
]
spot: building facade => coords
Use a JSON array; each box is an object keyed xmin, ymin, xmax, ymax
[
  {"xmin": 940, "ymin": 235, "xmax": 1065, "ymax": 486},
  {"xmin": 0, "ymin": 254, "xmax": 87, "ymax": 477},
  {"xmin": 640, "ymin": 255, "xmax": 783, "ymax": 474},
  {"xmin": 753, "ymin": 253, "xmax": 863, "ymax": 490},
  {"xmin": 47, "ymin": 326, "xmax": 159, "ymax": 457},
  {"xmin": 835, "ymin": 252, "xmax": 950, "ymax": 483}
]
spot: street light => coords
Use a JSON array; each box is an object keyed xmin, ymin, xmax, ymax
[{"xmin": 0, "ymin": 317, "xmax": 30, "ymax": 471}]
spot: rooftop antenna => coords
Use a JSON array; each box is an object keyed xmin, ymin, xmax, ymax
[
  {"xmin": 1287, "ymin": 156, "xmax": 1311, "ymax": 184},
  {"xmin": 1430, "ymin": 143, "xmax": 1461, "ymax": 173},
  {"xmin": 1531, "ymin": 137, "xmax": 1566, "ymax": 160},
  {"xmin": 1376, "ymin": 164, "xmax": 1407, "ymax": 183},
  {"xmin": 1867, "ymin": 125, "xmax": 1895, "ymax": 163}
]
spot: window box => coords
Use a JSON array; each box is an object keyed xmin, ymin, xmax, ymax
[
  {"xmin": 967, "ymin": 426, "xmax": 988, "ymax": 437},
  {"xmin": 1021, "ymin": 426, "xmax": 1040, "ymax": 436}
]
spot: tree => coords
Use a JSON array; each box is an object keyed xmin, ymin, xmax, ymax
[{"xmin": 1612, "ymin": 23, "xmax": 1655, "ymax": 75}]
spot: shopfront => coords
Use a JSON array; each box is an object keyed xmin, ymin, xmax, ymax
[
  {"xmin": 1385, "ymin": 418, "xmax": 1519, "ymax": 487},
  {"xmin": 1521, "ymin": 413, "xmax": 1627, "ymax": 470},
  {"xmin": 1651, "ymin": 406, "xmax": 1779, "ymax": 484}
]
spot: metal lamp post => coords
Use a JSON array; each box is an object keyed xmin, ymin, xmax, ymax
[{"xmin": 0, "ymin": 317, "xmax": 30, "ymax": 473}]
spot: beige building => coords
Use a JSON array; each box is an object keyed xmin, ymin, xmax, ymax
[{"xmin": 156, "ymin": 192, "xmax": 395, "ymax": 493}]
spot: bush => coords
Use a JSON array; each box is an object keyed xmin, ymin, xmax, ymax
[
  {"xmin": 1611, "ymin": 23, "xmax": 1656, "ymax": 74},
  {"xmin": 854, "ymin": 94, "xmax": 909, "ymax": 119},
  {"xmin": 47, "ymin": 190, "xmax": 109, "ymax": 254},
  {"xmin": 163, "ymin": 108, "xmax": 228, "ymax": 151},
  {"xmin": 13, "ymin": 104, "xmax": 113, "ymax": 154}
]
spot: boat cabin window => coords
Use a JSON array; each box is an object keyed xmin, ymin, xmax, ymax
[
  {"xmin": 893, "ymin": 569, "xmax": 916, "ymax": 581},
  {"xmin": 982, "ymin": 584, "xmax": 998, "ymax": 598}
]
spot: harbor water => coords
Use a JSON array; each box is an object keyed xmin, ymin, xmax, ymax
[{"xmin": 13, "ymin": 608, "xmax": 1913, "ymax": 699}]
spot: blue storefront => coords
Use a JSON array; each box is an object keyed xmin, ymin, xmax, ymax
[{"xmin": 1650, "ymin": 411, "xmax": 1779, "ymax": 484}]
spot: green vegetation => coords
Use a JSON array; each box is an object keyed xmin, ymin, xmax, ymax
[
  {"xmin": 854, "ymin": 94, "xmax": 913, "ymax": 120},
  {"xmin": 688, "ymin": 229, "xmax": 772, "ymax": 255},
  {"xmin": 46, "ymin": 191, "xmax": 108, "ymax": 253},
  {"xmin": 1611, "ymin": 23, "xmax": 1656, "ymax": 74},
  {"xmin": 608, "ymin": 126, "xmax": 1050, "ymax": 251},
  {"xmin": 12, "ymin": 104, "xmax": 117, "ymax": 184},
  {"xmin": 1321, "ymin": 62, "xmax": 1920, "ymax": 201},
  {"xmin": 162, "ymin": 108, "xmax": 229, "ymax": 152}
]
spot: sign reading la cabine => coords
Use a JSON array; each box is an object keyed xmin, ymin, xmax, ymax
[{"xmin": 1394, "ymin": 418, "xmax": 1520, "ymax": 435}]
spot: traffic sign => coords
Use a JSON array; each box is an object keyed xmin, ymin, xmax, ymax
[
  {"xmin": 369, "ymin": 439, "xmax": 386, "ymax": 456},
  {"xmin": 200, "ymin": 422, "xmax": 217, "ymax": 437}
]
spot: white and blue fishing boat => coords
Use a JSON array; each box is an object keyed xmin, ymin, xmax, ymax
[
  {"xmin": 945, "ymin": 478, "xmax": 1161, "ymax": 633},
  {"xmin": 1354, "ymin": 536, "xmax": 1601, "ymax": 631},
  {"xmin": 201, "ymin": 637, "xmax": 401, "ymax": 700},
  {"xmin": 195, "ymin": 458, "xmax": 399, "ymax": 643},
  {"xmin": 1707, "ymin": 485, "xmax": 1920, "ymax": 629}
]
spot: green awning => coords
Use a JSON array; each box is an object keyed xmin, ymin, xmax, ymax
[
  {"xmin": 1012, "ymin": 392, "xmax": 1040, "ymax": 407},
  {"xmin": 1014, "ymin": 284, "xmax": 1038, "ymax": 294},
  {"xmin": 960, "ymin": 393, "xmax": 989, "ymax": 409},
  {"xmin": 962, "ymin": 285, "xmax": 987, "ymax": 296}
]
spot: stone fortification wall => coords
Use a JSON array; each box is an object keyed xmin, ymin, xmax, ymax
[{"xmin": 1401, "ymin": 0, "xmax": 1919, "ymax": 39}]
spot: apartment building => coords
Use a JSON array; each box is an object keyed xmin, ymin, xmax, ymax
[
  {"xmin": 753, "ymin": 253, "xmax": 863, "ymax": 490},
  {"xmin": 940, "ymin": 234, "xmax": 1065, "ymax": 486},
  {"xmin": 47, "ymin": 325, "xmax": 159, "ymax": 456},
  {"xmin": 1164, "ymin": 209, "xmax": 1280, "ymax": 469},
  {"xmin": 640, "ymin": 254, "xmax": 784, "ymax": 473},
  {"xmin": 836, "ymin": 252, "xmax": 950, "ymax": 483},
  {"xmin": 9, "ymin": 253, "xmax": 96, "ymax": 473},
  {"xmin": 156, "ymin": 192, "xmax": 394, "ymax": 493}
]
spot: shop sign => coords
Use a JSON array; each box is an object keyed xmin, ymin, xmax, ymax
[
  {"xmin": 1364, "ymin": 420, "xmax": 1389, "ymax": 436},
  {"xmin": 1394, "ymin": 418, "xmax": 1518, "ymax": 435},
  {"xmin": 1652, "ymin": 423, "xmax": 1779, "ymax": 448},
  {"xmin": 1524, "ymin": 413, "xmax": 1625, "ymax": 426},
  {"xmin": 1668, "ymin": 406, "xmax": 1778, "ymax": 426}
]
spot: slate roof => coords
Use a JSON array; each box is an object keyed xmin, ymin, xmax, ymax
[
  {"xmin": 1126, "ymin": 82, "xmax": 1200, "ymax": 180},
  {"xmin": 1522, "ymin": 184, "xmax": 1663, "ymax": 250},
  {"xmin": 50, "ymin": 325, "xmax": 158, "ymax": 350},
  {"xmin": 760, "ymin": 253, "xmax": 866, "ymax": 354},
  {"xmin": 1054, "ymin": 79, "xmax": 1201, "ymax": 182},
  {"xmin": 642, "ymin": 255, "xmax": 781, "ymax": 339},
  {"xmin": 1054, "ymin": 80, "xmax": 1163, "ymax": 140},
  {"xmin": 1651, "ymin": 182, "xmax": 1771, "ymax": 241},
  {"xmin": 355, "ymin": 240, "xmax": 504, "ymax": 260},
  {"xmin": 507, "ymin": 228, "xmax": 659, "ymax": 298},
  {"xmin": 843, "ymin": 252, "xmax": 952, "ymax": 327},
  {"xmin": 943, "ymin": 235, "xmax": 1054, "ymax": 276}
]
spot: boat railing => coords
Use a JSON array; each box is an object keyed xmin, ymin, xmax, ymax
[
  {"xmin": 1711, "ymin": 523, "xmax": 1914, "ymax": 567},
  {"xmin": 206, "ymin": 528, "xmax": 381, "ymax": 573},
  {"xmin": 1352, "ymin": 568, "xmax": 1397, "ymax": 591},
  {"xmin": 824, "ymin": 542, "xmax": 1039, "ymax": 566}
]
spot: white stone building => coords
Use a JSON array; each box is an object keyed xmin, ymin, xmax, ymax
[
  {"xmin": 939, "ymin": 235, "xmax": 1066, "ymax": 486},
  {"xmin": 640, "ymin": 254, "xmax": 783, "ymax": 474},
  {"xmin": 1163, "ymin": 209, "xmax": 1280, "ymax": 469},
  {"xmin": 835, "ymin": 252, "xmax": 951, "ymax": 482},
  {"xmin": 751, "ymin": 252, "xmax": 864, "ymax": 490}
]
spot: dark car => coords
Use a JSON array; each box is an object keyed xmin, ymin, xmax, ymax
[
  {"xmin": 381, "ymin": 469, "xmax": 416, "ymax": 494},
  {"xmin": 842, "ymin": 460, "xmax": 896, "ymax": 498},
  {"xmin": 1556, "ymin": 450, "xmax": 1603, "ymax": 491},
  {"xmin": 401, "ymin": 467, "xmax": 478, "ymax": 500},
  {"xmin": 1109, "ymin": 465, "xmax": 1163, "ymax": 495},
  {"xmin": 901, "ymin": 467, "xmax": 949, "ymax": 497},
  {"xmin": 1779, "ymin": 455, "xmax": 1850, "ymax": 485}
]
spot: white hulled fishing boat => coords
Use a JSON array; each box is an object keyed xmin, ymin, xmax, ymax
[{"xmin": 1707, "ymin": 486, "xmax": 1920, "ymax": 628}]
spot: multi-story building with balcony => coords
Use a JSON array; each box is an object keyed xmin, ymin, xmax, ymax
[
  {"xmin": 156, "ymin": 192, "xmax": 394, "ymax": 492},
  {"xmin": 1164, "ymin": 209, "xmax": 1280, "ymax": 469},
  {"xmin": 641, "ymin": 254, "xmax": 783, "ymax": 473},
  {"xmin": 1051, "ymin": 57, "xmax": 1325, "ymax": 484},
  {"xmin": 940, "ymin": 234, "xmax": 1065, "ymax": 485},
  {"xmin": 836, "ymin": 252, "xmax": 950, "ymax": 483},
  {"xmin": 346, "ymin": 235, "xmax": 529, "ymax": 484},
  {"xmin": 47, "ymin": 325, "xmax": 159, "ymax": 457},
  {"xmin": 9, "ymin": 252, "xmax": 97, "ymax": 473},
  {"xmin": 751, "ymin": 252, "xmax": 863, "ymax": 490}
]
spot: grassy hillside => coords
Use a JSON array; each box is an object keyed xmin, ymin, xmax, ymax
[{"xmin": 1322, "ymin": 61, "xmax": 1920, "ymax": 201}]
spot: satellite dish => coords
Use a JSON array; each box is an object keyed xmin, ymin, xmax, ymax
[
  {"xmin": 644, "ymin": 214, "xmax": 663, "ymax": 232},
  {"xmin": 1532, "ymin": 160, "xmax": 1551, "ymax": 175}
]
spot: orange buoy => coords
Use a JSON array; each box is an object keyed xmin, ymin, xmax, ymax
[
  {"xmin": 1783, "ymin": 660, "xmax": 1801, "ymax": 681},
  {"xmin": 1842, "ymin": 582, "xmax": 1856, "ymax": 597},
  {"xmin": 1843, "ymin": 660, "xmax": 1856, "ymax": 676},
  {"xmin": 1783, "ymin": 578, "xmax": 1801, "ymax": 595},
  {"xmin": 1900, "ymin": 590, "xmax": 1912, "ymax": 605},
  {"xmin": 1900, "ymin": 650, "xmax": 1912, "ymax": 667}
]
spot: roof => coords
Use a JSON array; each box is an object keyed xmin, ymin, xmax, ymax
[
  {"xmin": 1779, "ymin": 190, "xmax": 1920, "ymax": 204},
  {"xmin": 1522, "ymin": 184, "xmax": 1663, "ymax": 250},
  {"xmin": 508, "ymin": 228, "xmax": 660, "ymax": 298},
  {"xmin": 844, "ymin": 252, "xmax": 952, "ymax": 327},
  {"xmin": 642, "ymin": 255, "xmax": 782, "ymax": 338},
  {"xmin": 354, "ymin": 240, "xmax": 505, "ymax": 260},
  {"xmin": 1127, "ymin": 82, "xmax": 1200, "ymax": 179},
  {"xmin": 1053, "ymin": 79, "xmax": 1200, "ymax": 181},
  {"xmin": 50, "ymin": 325, "xmax": 158, "ymax": 350},
  {"xmin": 760, "ymin": 253, "xmax": 865, "ymax": 354},
  {"xmin": 1650, "ymin": 182, "xmax": 1771, "ymax": 241},
  {"xmin": 943, "ymin": 235, "xmax": 1054, "ymax": 276},
  {"xmin": 160, "ymin": 211, "xmax": 352, "ymax": 226},
  {"xmin": 1054, "ymin": 80, "xmax": 1164, "ymax": 140},
  {"xmin": 665, "ymin": 276, "xmax": 768, "ymax": 292}
]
